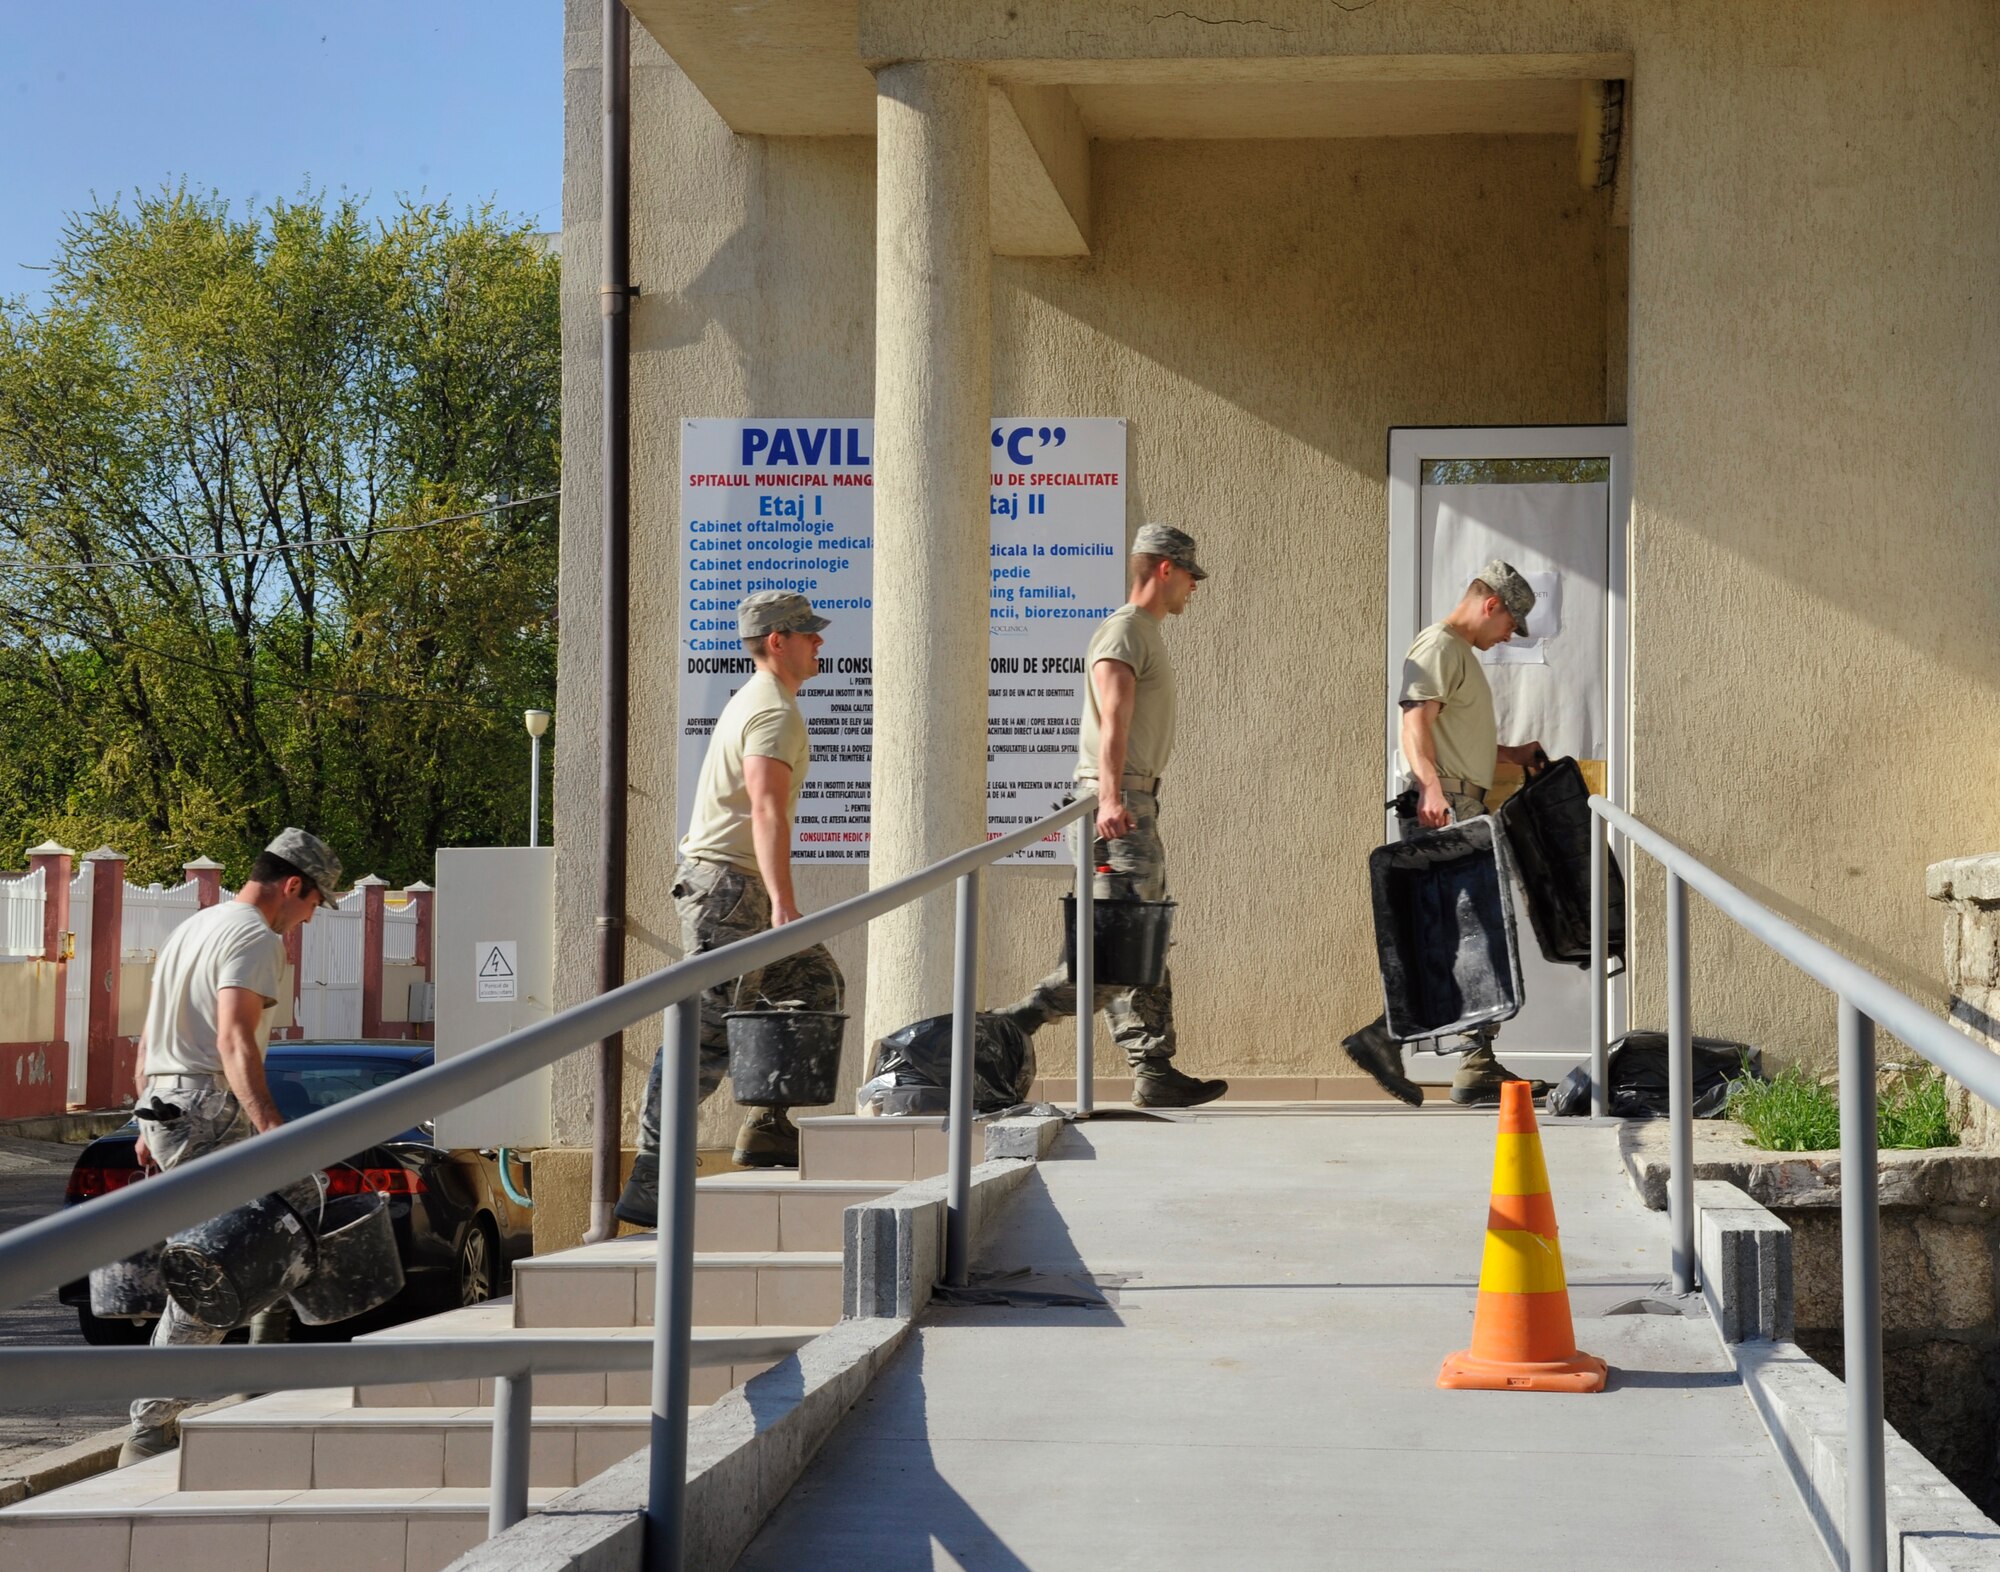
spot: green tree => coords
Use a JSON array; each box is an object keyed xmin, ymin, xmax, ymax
[{"xmin": 0, "ymin": 188, "xmax": 558, "ymax": 884}]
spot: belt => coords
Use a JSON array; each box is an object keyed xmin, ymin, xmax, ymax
[
  {"xmin": 1079, "ymin": 775, "xmax": 1160, "ymax": 797},
  {"xmin": 145, "ymin": 1071, "xmax": 229, "ymax": 1088},
  {"xmin": 1433, "ymin": 776, "xmax": 1490, "ymax": 802}
]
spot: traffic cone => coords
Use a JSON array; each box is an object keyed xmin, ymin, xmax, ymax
[{"xmin": 1438, "ymin": 1081, "xmax": 1607, "ymax": 1393}]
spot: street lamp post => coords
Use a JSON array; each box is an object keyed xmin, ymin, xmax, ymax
[{"xmin": 525, "ymin": 710, "xmax": 551, "ymax": 848}]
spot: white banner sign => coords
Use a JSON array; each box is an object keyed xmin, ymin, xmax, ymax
[{"xmin": 678, "ymin": 418, "xmax": 1126, "ymax": 864}]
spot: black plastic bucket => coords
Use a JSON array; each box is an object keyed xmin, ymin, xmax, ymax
[
  {"xmin": 1062, "ymin": 894, "xmax": 1176, "ymax": 989},
  {"xmin": 160, "ymin": 1191, "xmax": 318, "ymax": 1330},
  {"xmin": 289, "ymin": 1192, "xmax": 406, "ymax": 1326},
  {"xmin": 1368, "ymin": 815, "xmax": 1524, "ymax": 1042},
  {"xmin": 727, "ymin": 1010, "xmax": 846, "ymax": 1107},
  {"xmin": 88, "ymin": 1241, "xmax": 167, "ymax": 1321}
]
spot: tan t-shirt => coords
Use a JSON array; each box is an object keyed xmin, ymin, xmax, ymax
[
  {"xmin": 680, "ymin": 669, "xmax": 811, "ymax": 872},
  {"xmin": 140, "ymin": 900, "xmax": 287, "ymax": 1077},
  {"xmin": 1400, "ymin": 621, "xmax": 1499, "ymax": 789},
  {"xmin": 1077, "ymin": 604, "xmax": 1176, "ymax": 783}
]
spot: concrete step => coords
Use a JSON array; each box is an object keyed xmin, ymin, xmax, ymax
[
  {"xmin": 797, "ymin": 1113, "xmax": 952, "ymax": 1180},
  {"xmin": 695, "ymin": 1175, "xmax": 899, "ymax": 1251},
  {"xmin": 0, "ymin": 1452, "xmax": 559, "ymax": 1572},
  {"xmin": 175, "ymin": 1388, "xmax": 673, "ymax": 1492},
  {"xmin": 1031, "ymin": 1073, "xmax": 1413, "ymax": 1103},
  {"xmin": 350, "ymin": 1302, "xmax": 823, "ymax": 1407},
  {"xmin": 511, "ymin": 1238, "xmax": 844, "ymax": 1329}
]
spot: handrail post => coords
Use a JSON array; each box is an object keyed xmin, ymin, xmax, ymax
[
  {"xmin": 489, "ymin": 1368, "xmax": 532, "ymax": 1536},
  {"xmin": 645, "ymin": 995, "xmax": 701, "ymax": 1572},
  {"xmin": 945, "ymin": 870, "xmax": 981, "ymax": 1288},
  {"xmin": 1666, "ymin": 868, "xmax": 1695, "ymax": 1294},
  {"xmin": 1589, "ymin": 808, "xmax": 1608, "ymax": 1118},
  {"xmin": 1075, "ymin": 814, "xmax": 1095, "ymax": 1119},
  {"xmin": 1840, "ymin": 1000, "xmax": 1888, "ymax": 1572}
]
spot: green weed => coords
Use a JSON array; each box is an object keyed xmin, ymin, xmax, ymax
[{"xmin": 1727, "ymin": 1063, "xmax": 1959, "ymax": 1151}]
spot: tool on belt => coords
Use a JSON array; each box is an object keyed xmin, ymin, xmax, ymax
[{"xmin": 134, "ymin": 1100, "xmax": 185, "ymax": 1123}]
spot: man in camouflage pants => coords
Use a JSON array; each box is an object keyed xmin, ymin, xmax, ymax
[
  {"xmin": 1341, "ymin": 561, "xmax": 1552, "ymax": 1108},
  {"xmin": 1001, "ymin": 524, "xmax": 1228, "ymax": 1108},
  {"xmin": 122, "ymin": 829, "xmax": 342, "ymax": 1465},
  {"xmin": 618, "ymin": 591, "xmax": 843, "ymax": 1225}
]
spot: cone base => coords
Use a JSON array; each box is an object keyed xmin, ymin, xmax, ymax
[{"xmin": 1437, "ymin": 1347, "xmax": 1608, "ymax": 1393}]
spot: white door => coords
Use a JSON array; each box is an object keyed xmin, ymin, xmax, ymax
[{"xmin": 1386, "ymin": 426, "xmax": 1630, "ymax": 1085}]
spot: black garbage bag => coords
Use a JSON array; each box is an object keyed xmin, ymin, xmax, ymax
[
  {"xmin": 1545, "ymin": 1030, "xmax": 1766, "ymax": 1119},
  {"xmin": 872, "ymin": 1012, "xmax": 1035, "ymax": 1114}
]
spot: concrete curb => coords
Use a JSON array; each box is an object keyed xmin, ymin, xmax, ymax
[
  {"xmin": 0, "ymin": 1110, "xmax": 132, "ymax": 1145},
  {"xmin": 0, "ymin": 1426, "xmax": 127, "ymax": 1508},
  {"xmin": 1691, "ymin": 1181, "xmax": 2000, "ymax": 1567},
  {"xmin": 445, "ymin": 1113, "xmax": 1063, "ymax": 1572},
  {"xmin": 1694, "ymin": 1179, "xmax": 1793, "ymax": 1344},
  {"xmin": 1734, "ymin": 1341, "xmax": 2000, "ymax": 1571}
]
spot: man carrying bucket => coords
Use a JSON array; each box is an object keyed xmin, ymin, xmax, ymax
[
  {"xmin": 999, "ymin": 524, "xmax": 1228, "ymax": 1109},
  {"xmin": 120, "ymin": 828, "xmax": 341, "ymax": 1466},
  {"xmin": 617, "ymin": 590, "xmax": 844, "ymax": 1222},
  {"xmin": 1341, "ymin": 561, "xmax": 1552, "ymax": 1108}
]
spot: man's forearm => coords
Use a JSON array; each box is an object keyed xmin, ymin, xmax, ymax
[
  {"xmin": 134, "ymin": 1038, "xmax": 149, "ymax": 1102},
  {"xmin": 218, "ymin": 1034, "xmax": 281, "ymax": 1132},
  {"xmin": 750, "ymin": 803, "xmax": 798, "ymax": 916},
  {"xmin": 1096, "ymin": 714, "xmax": 1130, "ymax": 798}
]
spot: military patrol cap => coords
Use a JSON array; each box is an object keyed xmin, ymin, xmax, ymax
[
  {"xmin": 1473, "ymin": 558, "xmax": 1535, "ymax": 637},
  {"xmin": 1132, "ymin": 523, "xmax": 1208, "ymax": 581},
  {"xmin": 265, "ymin": 827, "xmax": 342, "ymax": 903},
  {"xmin": 738, "ymin": 590, "xmax": 831, "ymax": 639}
]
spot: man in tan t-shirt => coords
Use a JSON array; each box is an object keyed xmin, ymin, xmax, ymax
[
  {"xmin": 619, "ymin": 591, "xmax": 842, "ymax": 1221},
  {"xmin": 1342, "ymin": 560, "xmax": 1552, "ymax": 1107},
  {"xmin": 1001, "ymin": 523, "xmax": 1228, "ymax": 1109}
]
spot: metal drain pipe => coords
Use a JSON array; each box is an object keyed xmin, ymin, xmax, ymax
[{"xmin": 585, "ymin": 0, "xmax": 632, "ymax": 1246}]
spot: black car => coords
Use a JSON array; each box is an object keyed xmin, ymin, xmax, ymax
[{"xmin": 60, "ymin": 1041, "xmax": 535, "ymax": 1344}]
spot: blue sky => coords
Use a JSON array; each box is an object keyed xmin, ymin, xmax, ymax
[{"xmin": 3, "ymin": 1, "xmax": 562, "ymax": 302}]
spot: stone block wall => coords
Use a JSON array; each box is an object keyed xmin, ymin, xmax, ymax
[{"xmin": 1929, "ymin": 853, "xmax": 2000, "ymax": 1149}]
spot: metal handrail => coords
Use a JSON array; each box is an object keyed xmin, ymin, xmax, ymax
[
  {"xmin": 1587, "ymin": 795, "xmax": 1991, "ymax": 1572},
  {"xmin": 0, "ymin": 792, "xmax": 1097, "ymax": 1566}
]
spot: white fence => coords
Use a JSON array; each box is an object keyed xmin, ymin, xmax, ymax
[
  {"xmin": 297, "ymin": 888, "xmax": 366, "ymax": 1039},
  {"xmin": 0, "ymin": 867, "xmax": 45, "ymax": 957},
  {"xmin": 121, "ymin": 879, "xmax": 203, "ymax": 962}
]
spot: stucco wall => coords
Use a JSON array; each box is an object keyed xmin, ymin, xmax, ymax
[
  {"xmin": 556, "ymin": 0, "xmax": 1609, "ymax": 1147},
  {"xmin": 556, "ymin": 0, "xmax": 2000, "ymax": 1151}
]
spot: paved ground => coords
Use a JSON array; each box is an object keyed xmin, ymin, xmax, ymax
[
  {"xmin": 0, "ymin": 1136, "xmax": 127, "ymax": 1471},
  {"xmin": 737, "ymin": 1107, "xmax": 1830, "ymax": 1571}
]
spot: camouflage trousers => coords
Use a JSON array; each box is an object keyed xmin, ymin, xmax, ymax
[
  {"xmin": 131, "ymin": 1082, "xmax": 313, "ymax": 1431},
  {"xmin": 638, "ymin": 858, "xmax": 844, "ymax": 1154},
  {"xmin": 1011, "ymin": 785, "xmax": 1177, "ymax": 1067}
]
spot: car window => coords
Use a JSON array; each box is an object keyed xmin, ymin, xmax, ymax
[{"xmin": 265, "ymin": 1057, "xmax": 416, "ymax": 1124}]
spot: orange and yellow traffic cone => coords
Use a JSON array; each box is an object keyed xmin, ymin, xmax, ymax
[{"xmin": 1438, "ymin": 1081, "xmax": 1607, "ymax": 1393}]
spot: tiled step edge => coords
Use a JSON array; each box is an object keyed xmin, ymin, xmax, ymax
[{"xmin": 446, "ymin": 1115, "xmax": 1067, "ymax": 1572}]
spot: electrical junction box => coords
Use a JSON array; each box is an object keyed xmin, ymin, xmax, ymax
[{"xmin": 434, "ymin": 848, "xmax": 555, "ymax": 1149}]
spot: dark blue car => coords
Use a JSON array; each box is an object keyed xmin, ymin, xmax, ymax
[{"xmin": 59, "ymin": 1042, "xmax": 535, "ymax": 1344}]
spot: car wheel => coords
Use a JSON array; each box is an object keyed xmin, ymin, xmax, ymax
[
  {"xmin": 77, "ymin": 1309, "xmax": 155, "ymax": 1346},
  {"xmin": 456, "ymin": 1218, "xmax": 500, "ymax": 1307}
]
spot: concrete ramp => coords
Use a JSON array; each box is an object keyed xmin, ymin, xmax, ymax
[{"xmin": 736, "ymin": 1109, "xmax": 1829, "ymax": 1571}]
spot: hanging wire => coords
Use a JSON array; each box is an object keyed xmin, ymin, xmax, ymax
[{"xmin": 0, "ymin": 490, "xmax": 557, "ymax": 576}]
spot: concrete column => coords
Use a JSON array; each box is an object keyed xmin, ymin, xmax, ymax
[
  {"xmin": 183, "ymin": 856, "xmax": 224, "ymax": 908},
  {"xmin": 357, "ymin": 874, "xmax": 388, "ymax": 1039},
  {"xmin": 864, "ymin": 60, "xmax": 992, "ymax": 1051},
  {"xmin": 28, "ymin": 842, "xmax": 73, "ymax": 1067},
  {"xmin": 82, "ymin": 847, "xmax": 127, "ymax": 1109}
]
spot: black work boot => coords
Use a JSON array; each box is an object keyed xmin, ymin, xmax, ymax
[
  {"xmin": 1341, "ymin": 1020, "xmax": 1425, "ymax": 1107},
  {"xmin": 614, "ymin": 1150, "xmax": 659, "ymax": 1228},
  {"xmin": 1447, "ymin": 1037, "xmax": 1550, "ymax": 1106},
  {"xmin": 733, "ymin": 1108, "xmax": 800, "ymax": 1169},
  {"xmin": 1131, "ymin": 1060, "xmax": 1228, "ymax": 1109}
]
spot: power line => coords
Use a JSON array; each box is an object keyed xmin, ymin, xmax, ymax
[
  {"xmin": 0, "ymin": 490, "xmax": 557, "ymax": 576},
  {"xmin": 0, "ymin": 604, "xmax": 530, "ymax": 714}
]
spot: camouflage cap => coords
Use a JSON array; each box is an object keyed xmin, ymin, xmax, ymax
[
  {"xmin": 1473, "ymin": 558, "xmax": 1535, "ymax": 637},
  {"xmin": 738, "ymin": 590, "xmax": 831, "ymax": 639},
  {"xmin": 1132, "ymin": 523, "xmax": 1208, "ymax": 581},
  {"xmin": 265, "ymin": 827, "xmax": 342, "ymax": 903}
]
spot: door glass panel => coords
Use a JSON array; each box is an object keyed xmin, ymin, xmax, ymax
[{"xmin": 1421, "ymin": 458, "xmax": 1609, "ymax": 486}]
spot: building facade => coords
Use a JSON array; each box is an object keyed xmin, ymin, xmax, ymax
[{"xmin": 545, "ymin": 0, "xmax": 2000, "ymax": 1189}]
